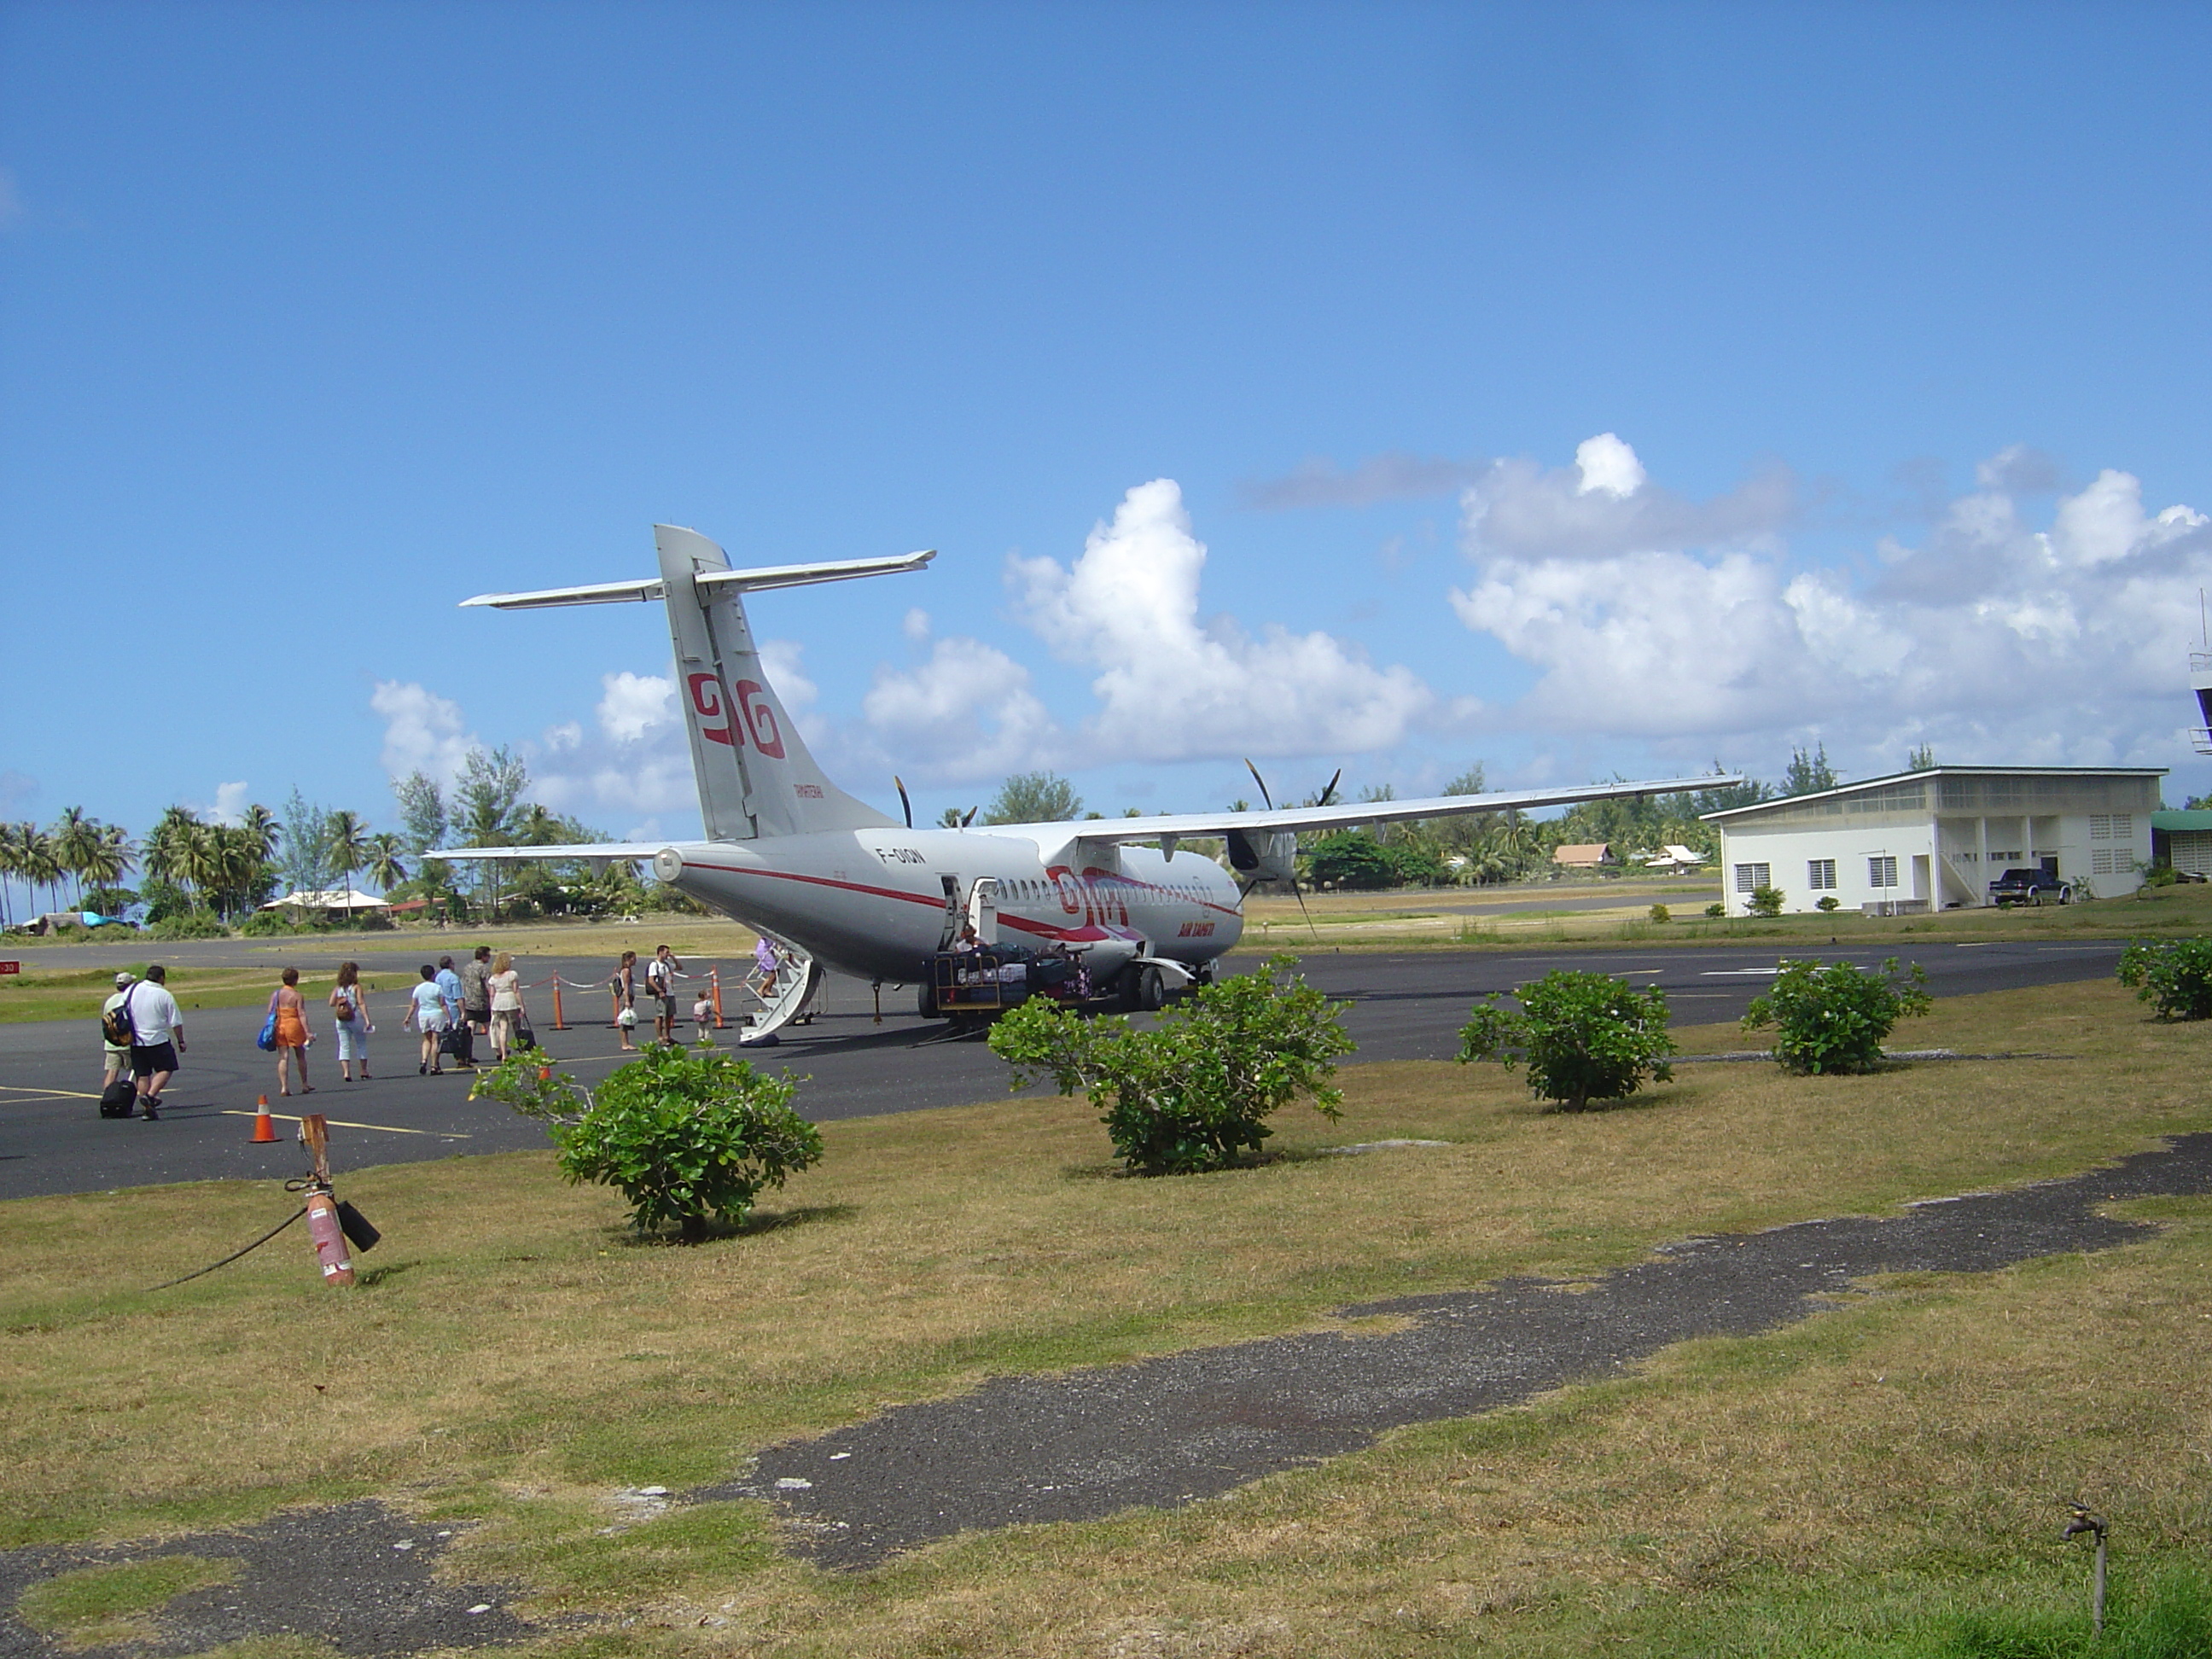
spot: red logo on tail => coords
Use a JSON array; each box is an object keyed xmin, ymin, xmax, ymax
[{"xmin": 688, "ymin": 673, "xmax": 734, "ymax": 746}]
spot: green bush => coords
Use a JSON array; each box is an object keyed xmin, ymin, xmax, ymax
[
  {"xmin": 2116, "ymin": 936, "xmax": 2212, "ymax": 1020},
  {"xmin": 237, "ymin": 910, "xmax": 300, "ymax": 937},
  {"xmin": 1648, "ymin": 903, "xmax": 1670, "ymax": 923},
  {"xmin": 1742, "ymin": 956, "xmax": 1932, "ymax": 1074},
  {"xmin": 1815, "ymin": 894, "xmax": 1841, "ymax": 912},
  {"xmin": 147, "ymin": 911, "xmax": 228, "ymax": 941},
  {"xmin": 1457, "ymin": 969, "xmax": 1675, "ymax": 1112},
  {"xmin": 1746, "ymin": 884, "xmax": 1784, "ymax": 917},
  {"xmin": 1703, "ymin": 902, "xmax": 1726, "ymax": 919},
  {"xmin": 474, "ymin": 1046, "xmax": 823, "ymax": 1240},
  {"xmin": 988, "ymin": 953, "xmax": 1353, "ymax": 1173}
]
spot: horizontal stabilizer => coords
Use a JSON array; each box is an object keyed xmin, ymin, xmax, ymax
[
  {"xmin": 437, "ymin": 841, "xmax": 674, "ymax": 863},
  {"xmin": 460, "ymin": 545, "xmax": 934, "ymax": 611}
]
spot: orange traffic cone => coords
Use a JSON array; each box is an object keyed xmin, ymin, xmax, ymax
[{"xmin": 251, "ymin": 1096, "xmax": 279, "ymax": 1143}]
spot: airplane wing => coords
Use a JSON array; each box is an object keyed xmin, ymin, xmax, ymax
[{"xmin": 992, "ymin": 774, "xmax": 1742, "ymax": 843}]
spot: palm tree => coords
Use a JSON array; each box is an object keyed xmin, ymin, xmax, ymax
[
  {"xmin": 0, "ymin": 823, "xmax": 20, "ymax": 927},
  {"xmin": 241, "ymin": 802, "xmax": 280, "ymax": 863},
  {"xmin": 177, "ymin": 821, "xmax": 224, "ymax": 917},
  {"xmin": 79, "ymin": 826, "xmax": 134, "ymax": 911},
  {"xmin": 364, "ymin": 832, "xmax": 407, "ymax": 894},
  {"xmin": 17, "ymin": 826, "xmax": 61, "ymax": 917},
  {"xmin": 51, "ymin": 807, "xmax": 98, "ymax": 907},
  {"xmin": 324, "ymin": 809, "xmax": 370, "ymax": 899}
]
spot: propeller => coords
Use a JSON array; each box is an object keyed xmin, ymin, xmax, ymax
[
  {"xmin": 1237, "ymin": 757, "xmax": 1321, "ymax": 939},
  {"xmin": 962, "ymin": 806, "xmax": 978, "ymax": 828},
  {"xmin": 894, "ymin": 776, "xmax": 913, "ymax": 830},
  {"xmin": 1243, "ymin": 757, "xmax": 1275, "ymax": 811}
]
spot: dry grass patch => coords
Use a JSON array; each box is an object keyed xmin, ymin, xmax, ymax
[{"xmin": 1, "ymin": 977, "xmax": 2208, "ymax": 1650}]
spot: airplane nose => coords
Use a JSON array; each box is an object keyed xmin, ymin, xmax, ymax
[{"xmin": 654, "ymin": 847, "xmax": 685, "ymax": 882}]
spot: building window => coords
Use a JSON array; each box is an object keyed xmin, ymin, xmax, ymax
[
  {"xmin": 2093, "ymin": 848, "xmax": 2122, "ymax": 876},
  {"xmin": 1807, "ymin": 859, "xmax": 1837, "ymax": 890},
  {"xmin": 1734, "ymin": 863, "xmax": 1771, "ymax": 894},
  {"xmin": 2111, "ymin": 813, "xmax": 2133, "ymax": 841},
  {"xmin": 1988, "ymin": 848, "xmax": 2023, "ymax": 864},
  {"xmin": 1868, "ymin": 855, "xmax": 1899, "ymax": 888},
  {"xmin": 2090, "ymin": 814, "xmax": 2111, "ymax": 840}
]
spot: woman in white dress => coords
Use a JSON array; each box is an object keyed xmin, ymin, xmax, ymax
[{"xmin": 486, "ymin": 952, "xmax": 526, "ymax": 1062}]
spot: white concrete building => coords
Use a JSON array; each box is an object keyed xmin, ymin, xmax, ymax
[{"xmin": 1703, "ymin": 765, "xmax": 2164, "ymax": 917}]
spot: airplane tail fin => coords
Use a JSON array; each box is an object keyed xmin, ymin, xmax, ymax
[{"xmin": 462, "ymin": 528, "xmax": 931, "ymax": 841}]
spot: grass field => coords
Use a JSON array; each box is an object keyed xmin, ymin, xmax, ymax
[{"xmin": 3, "ymin": 972, "xmax": 2209, "ymax": 1654}]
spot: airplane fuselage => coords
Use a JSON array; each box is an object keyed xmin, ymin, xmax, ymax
[{"xmin": 654, "ymin": 828, "xmax": 1245, "ymax": 986}]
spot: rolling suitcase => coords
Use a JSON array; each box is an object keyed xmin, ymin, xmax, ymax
[{"xmin": 99, "ymin": 1078, "xmax": 137, "ymax": 1119}]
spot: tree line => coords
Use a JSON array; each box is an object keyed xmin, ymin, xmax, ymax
[{"xmin": 0, "ymin": 742, "xmax": 678, "ymax": 934}]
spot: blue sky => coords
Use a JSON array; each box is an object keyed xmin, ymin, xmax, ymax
[{"xmin": 4, "ymin": 2, "xmax": 2210, "ymax": 844}]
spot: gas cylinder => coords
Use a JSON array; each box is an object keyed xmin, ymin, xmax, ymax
[{"xmin": 304, "ymin": 1188, "xmax": 355, "ymax": 1287}]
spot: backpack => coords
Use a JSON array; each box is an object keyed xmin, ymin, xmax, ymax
[{"xmin": 102, "ymin": 987, "xmax": 137, "ymax": 1049}]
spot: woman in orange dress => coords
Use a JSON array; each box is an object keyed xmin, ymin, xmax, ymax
[{"xmin": 270, "ymin": 965, "xmax": 316, "ymax": 1097}]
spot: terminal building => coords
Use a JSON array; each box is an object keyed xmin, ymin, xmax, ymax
[{"xmin": 1703, "ymin": 765, "xmax": 2165, "ymax": 917}]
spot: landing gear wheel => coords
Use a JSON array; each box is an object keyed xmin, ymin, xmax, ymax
[
  {"xmin": 1138, "ymin": 966, "xmax": 1166, "ymax": 1011},
  {"xmin": 918, "ymin": 981, "xmax": 940, "ymax": 1019}
]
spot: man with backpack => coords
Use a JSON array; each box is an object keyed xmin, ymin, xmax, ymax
[
  {"xmin": 646, "ymin": 944, "xmax": 683, "ymax": 1045},
  {"xmin": 100, "ymin": 972, "xmax": 138, "ymax": 1115},
  {"xmin": 123, "ymin": 963, "xmax": 184, "ymax": 1119}
]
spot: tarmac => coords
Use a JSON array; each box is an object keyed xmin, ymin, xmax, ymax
[{"xmin": 0, "ymin": 940, "xmax": 2128, "ymax": 1200}]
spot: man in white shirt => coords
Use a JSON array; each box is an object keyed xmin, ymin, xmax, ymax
[{"xmin": 127, "ymin": 963, "xmax": 185, "ymax": 1119}]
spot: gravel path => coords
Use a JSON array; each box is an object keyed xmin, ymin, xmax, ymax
[
  {"xmin": 0, "ymin": 1501, "xmax": 525, "ymax": 1657},
  {"xmin": 701, "ymin": 1132, "xmax": 2212, "ymax": 1569}
]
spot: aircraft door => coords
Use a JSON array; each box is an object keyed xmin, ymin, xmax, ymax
[
  {"xmin": 939, "ymin": 876, "xmax": 961, "ymax": 950},
  {"xmin": 967, "ymin": 878, "xmax": 1000, "ymax": 946}
]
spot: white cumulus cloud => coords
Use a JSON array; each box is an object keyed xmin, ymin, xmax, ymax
[
  {"xmin": 370, "ymin": 681, "xmax": 477, "ymax": 784},
  {"xmin": 1007, "ymin": 478, "xmax": 1439, "ymax": 763},
  {"xmin": 596, "ymin": 672, "xmax": 675, "ymax": 743},
  {"xmin": 860, "ymin": 628, "xmax": 1057, "ymax": 782},
  {"xmin": 211, "ymin": 782, "xmax": 251, "ymax": 826},
  {"xmin": 1451, "ymin": 438, "xmax": 2212, "ymax": 771},
  {"xmin": 1575, "ymin": 432, "xmax": 1646, "ymax": 498}
]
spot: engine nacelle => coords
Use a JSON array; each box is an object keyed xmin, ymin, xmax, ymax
[{"xmin": 1224, "ymin": 826, "xmax": 1298, "ymax": 887}]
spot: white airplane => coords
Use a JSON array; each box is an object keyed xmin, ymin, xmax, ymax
[{"xmin": 448, "ymin": 525, "xmax": 1738, "ymax": 1038}]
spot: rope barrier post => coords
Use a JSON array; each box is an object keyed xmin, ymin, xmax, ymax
[
  {"xmin": 550, "ymin": 978, "xmax": 568, "ymax": 1030},
  {"xmin": 712, "ymin": 968, "xmax": 725, "ymax": 1029}
]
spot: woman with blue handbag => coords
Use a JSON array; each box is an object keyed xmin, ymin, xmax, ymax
[{"xmin": 267, "ymin": 966, "xmax": 315, "ymax": 1097}]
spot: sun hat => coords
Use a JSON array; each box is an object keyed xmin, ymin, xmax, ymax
[{"xmin": 114, "ymin": 971, "xmax": 134, "ymax": 987}]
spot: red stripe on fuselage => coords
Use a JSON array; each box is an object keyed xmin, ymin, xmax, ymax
[{"xmin": 683, "ymin": 859, "xmax": 1237, "ymax": 928}]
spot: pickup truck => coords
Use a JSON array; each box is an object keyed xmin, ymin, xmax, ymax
[{"xmin": 1988, "ymin": 867, "xmax": 2072, "ymax": 906}]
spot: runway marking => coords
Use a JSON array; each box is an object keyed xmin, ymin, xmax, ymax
[
  {"xmin": 0, "ymin": 1085, "xmax": 101, "ymax": 1100},
  {"xmin": 218, "ymin": 1109, "xmax": 468, "ymax": 1138},
  {"xmin": 1701, "ymin": 967, "xmax": 1783, "ymax": 977}
]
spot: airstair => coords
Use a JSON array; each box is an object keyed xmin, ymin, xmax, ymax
[{"xmin": 736, "ymin": 937, "xmax": 824, "ymax": 1045}]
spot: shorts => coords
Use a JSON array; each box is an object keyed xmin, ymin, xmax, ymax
[
  {"xmin": 103, "ymin": 1045, "xmax": 131, "ymax": 1070},
  {"xmin": 416, "ymin": 1010, "xmax": 446, "ymax": 1034},
  {"xmin": 130, "ymin": 1041, "xmax": 178, "ymax": 1078},
  {"xmin": 464, "ymin": 1005, "xmax": 489, "ymax": 1029}
]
